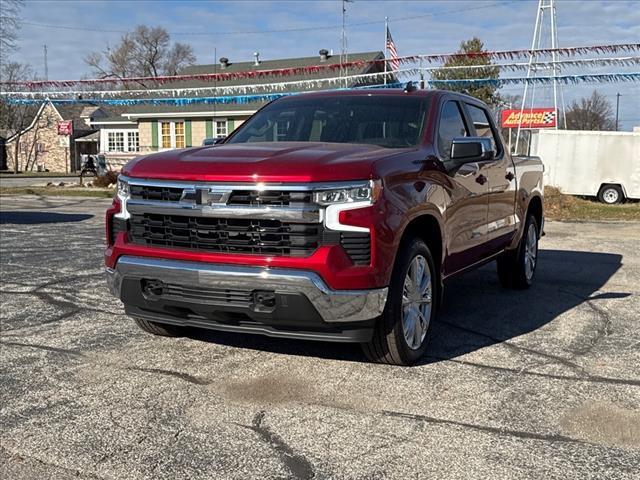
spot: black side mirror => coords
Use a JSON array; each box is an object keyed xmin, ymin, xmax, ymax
[
  {"xmin": 450, "ymin": 137, "xmax": 495, "ymax": 163},
  {"xmin": 214, "ymin": 136, "xmax": 227, "ymax": 144}
]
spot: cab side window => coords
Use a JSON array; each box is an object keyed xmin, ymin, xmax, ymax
[
  {"xmin": 438, "ymin": 101, "xmax": 469, "ymax": 162},
  {"xmin": 465, "ymin": 103, "xmax": 502, "ymax": 156}
]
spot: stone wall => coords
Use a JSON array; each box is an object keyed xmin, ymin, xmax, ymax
[{"xmin": 5, "ymin": 103, "xmax": 69, "ymax": 173}]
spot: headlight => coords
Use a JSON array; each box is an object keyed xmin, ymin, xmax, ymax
[
  {"xmin": 313, "ymin": 180, "xmax": 382, "ymax": 205},
  {"xmin": 116, "ymin": 177, "xmax": 129, "ymax": 199}
]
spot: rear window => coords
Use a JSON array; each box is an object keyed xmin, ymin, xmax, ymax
[{"xmin": 228, "ymin": 95, "xmax": 430, "ymax": 149}]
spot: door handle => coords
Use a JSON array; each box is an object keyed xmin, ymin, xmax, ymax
[
  {"xmin": 475, "ymin": 174, "xmax": 487, "ymax": 185},
  {"xmin": 505, "ymin": 172, "xmax": 515, "ymax": 181}
]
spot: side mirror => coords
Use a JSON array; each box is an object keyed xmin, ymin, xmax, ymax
[{"xmin": 450, "ymin": 137, "xmax": 495, "ymax": 163}]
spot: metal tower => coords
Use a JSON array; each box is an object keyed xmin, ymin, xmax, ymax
[{"xmin": 515, "ymin": 0, "xmax": 565, "ymax": 153}]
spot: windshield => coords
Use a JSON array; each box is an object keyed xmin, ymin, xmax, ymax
[{"xmin": 228, "ymin": 95, "xmax": 429, "ymax": 148}]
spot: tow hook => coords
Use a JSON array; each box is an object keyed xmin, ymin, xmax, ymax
[
  {"xmin": 142, "ymin": 279, "xmax": 165, "ymax": 297},
  {"xmin": 253, "ymin": 290, "xmax": 276, "ymax": 312}
]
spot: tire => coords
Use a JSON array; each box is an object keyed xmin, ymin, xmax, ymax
[
  {"xmin": 133, "ymin": 317, "xmax": 185, "ymax": 337},
  {"xmin": 362, "ymin": 237, "xmax": 437, "ymax": 366},
  {"xmin": 497, "ymin": 214, "xmax": 539, "ymax": 289},
  {"xmin": 598, "ymin": 185, "xmax": 624, "ymax": 204}
]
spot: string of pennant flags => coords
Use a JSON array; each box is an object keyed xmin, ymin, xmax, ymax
[
  {"xmin": 6, "ymin": 73, "xmax": 639, "ymax": 106},
  {"xmin": 2, "ymin": 56, "xmax": 639, "ymax": 99},
  {"xmin": 1, "ymin": 42, "xmax": 638, "ymax": 90}
]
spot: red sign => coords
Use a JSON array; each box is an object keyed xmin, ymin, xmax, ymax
[
  {"xmin": 501, "ymin": 108, "xmax": 557, "ymax": 129},
  {"xmin": 58, "ymin": 120, "xmax": 73, "ymax": 136}
]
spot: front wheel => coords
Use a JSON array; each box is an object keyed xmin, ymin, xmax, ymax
[
  {"xmin": 362, "ymin": 237, "xmax": 437, "ymax": 366},
  {"xmin": 497, "ymin": 214, "xmax": 539, "ymax": 289}
]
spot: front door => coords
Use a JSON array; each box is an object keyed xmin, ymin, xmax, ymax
[
  {"xmin": 435, "ymin": 100, "xmax": 491, "ymax": 275},
  {"xmin": 462, "ymin": 102, "xmax": 517, "ymax": 252}
]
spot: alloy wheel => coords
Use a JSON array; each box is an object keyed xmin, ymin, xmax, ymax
[
  {"xmin": 524, "ymin": 223, "xmax": 538, "ymax": 281},
  {"xmin": 401, "ymin": 255, "xmax": 433, "ymax": 350}
]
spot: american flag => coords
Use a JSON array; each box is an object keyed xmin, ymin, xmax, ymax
[{"xmin": 386, "ymin": 27, "xmax": 399, "ymax": 71}]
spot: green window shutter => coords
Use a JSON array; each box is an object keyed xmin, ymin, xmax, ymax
[
  {"xmin": 227, "ymin": 119, "xmax": 235, "ymax": 134},
  {"xmin": 205, "ymin": 119, "xmax": 213, "ymax": 138},
  {"xmin": 185, "ymin": 120, "xmax": 192, "ymax": 147},
  {"xmin": 151, "ymin": 121, "xmax": 158, "ymax": 150}
]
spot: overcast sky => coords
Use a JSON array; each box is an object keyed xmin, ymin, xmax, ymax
[{"xmin": 7, "ymin": 0, "xmax": 640, "ymax": 129}]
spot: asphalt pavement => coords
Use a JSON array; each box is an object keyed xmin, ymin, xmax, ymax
[{"xmin": 1, "ymin": 194, "xmax": 639, "ymax": 479}]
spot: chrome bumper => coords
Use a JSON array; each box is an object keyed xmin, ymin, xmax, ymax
[{"xmin": 106, "ymin": 256, "xmax": 387, "ymax": 323}]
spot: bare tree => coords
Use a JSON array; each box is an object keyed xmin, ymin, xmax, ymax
[
  {"xmin": 564, "ymin": 90, "xmax": 616, "ymax": 131},
  {"xmin": 85, "ymin": 26, "xmax": 196, "ymax": 85},
  {"xmin": 0, "ymin": 0, "xmax": 23, "ymax": 62},
  {"xmin": 0, "ymin": 62, "xmax": 40, "ymax": 172}
]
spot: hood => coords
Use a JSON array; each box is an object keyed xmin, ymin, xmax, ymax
[{"xmin": 122, "ymin": 142, "xmax": 408, "ymax": 183}]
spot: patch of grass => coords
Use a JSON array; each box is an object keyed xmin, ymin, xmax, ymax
[
  {"xmin": 545, "ymin": 186, "xmax": 640, "ymax": 221},
  {"xmin": 0, "ymin": 186, "xmax": 114, "ymax": 198}
]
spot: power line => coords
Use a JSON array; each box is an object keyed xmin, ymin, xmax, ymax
[{"xmin": 19, "ymin": 1, "xmax": 510, "ymax": 36}]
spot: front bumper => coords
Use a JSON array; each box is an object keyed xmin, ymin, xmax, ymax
[{"xmin": 107, "ymin": 256, "xmax": 387, "ymax": 342}]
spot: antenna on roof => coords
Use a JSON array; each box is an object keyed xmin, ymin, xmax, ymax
[{"xmin": 403, "ymin": 81, "xmax": 416, "ymax": 93}]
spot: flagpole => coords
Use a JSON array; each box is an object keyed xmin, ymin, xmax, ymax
[{"xmin": 384, "ymin": 17, "xmax": 388, "ymax": 85}]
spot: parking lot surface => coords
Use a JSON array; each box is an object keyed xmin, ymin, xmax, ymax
[{"xmin": 1, "ymin": 195, "xmax": 639, "ymax": 479}]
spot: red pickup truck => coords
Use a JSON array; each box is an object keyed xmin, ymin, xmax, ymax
[{"xmin": 106, "ymin": 88, "xmax": 544, "ymax": 365}]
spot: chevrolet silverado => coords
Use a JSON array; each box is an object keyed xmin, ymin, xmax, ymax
[{"xmin": 106, "ymin": 88, "xmax": 544, "ymax": 366}]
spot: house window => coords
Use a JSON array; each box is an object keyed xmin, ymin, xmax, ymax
[
  {"xmin": 128, "ymin": 131, "xmax": 139, "ymax": 152},
  {"xmin": 161, "ymin": 122, "xmax": 172, "ymax": 149},
  {"xmin": 215, "ymin": 120, "xmax": 227, "ymax": 137},
  {"xmin": 175, "ymin": 121, "xmax": 185, "ymax": 148},
  {"xmin": 159, "ymin": 120, "xmax": 185, "ymax": 149},
  {"xmin": 106, "ymin": 130, "xmax": 139, "ymax": 153},
  {"xmin": 108, "ymin": 132, "xmax": 125, "ymax": 152}
]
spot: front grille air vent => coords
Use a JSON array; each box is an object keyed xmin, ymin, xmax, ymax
[
  {"xmin": 129, "ymin": 213, "xmax": 321, "ymax": 256},
  {"xmin": 130, "ymin": 185, "xmax": 183, "ymax": 202},
  {"xmin": 340, "ymin": 232, "xmax": 371, "ymax": 266}
]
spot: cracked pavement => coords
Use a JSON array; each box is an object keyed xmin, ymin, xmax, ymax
[{"xmin": 1, "ymin": 195, "xmax": 639, "ymax": 479}]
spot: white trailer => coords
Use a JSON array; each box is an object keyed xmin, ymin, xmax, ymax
[{"xmin": 530, "ymin": 129, "xmax": 640, "ymax": 203}]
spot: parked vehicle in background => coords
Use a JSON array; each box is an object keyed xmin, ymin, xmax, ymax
[
  {"xmin": 106, "ymin": 88, "xmax": 544, "ymax": 366},
  {"xmin": 530, "ymin": 129, "xmax": 640, "ymax": 204}
]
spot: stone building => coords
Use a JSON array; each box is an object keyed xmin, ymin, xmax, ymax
[{"xmin": 4, "ymin": 101, "xmax": 110, "ymax": 172}]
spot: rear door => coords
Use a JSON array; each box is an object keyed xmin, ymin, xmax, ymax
[
  {"xmin": 463, "ymin": 101, "xmax": 517, "ymax": 252},
  {"xmin": 436, "ymin": 99, "xmax": 491, "ymax": 274}
]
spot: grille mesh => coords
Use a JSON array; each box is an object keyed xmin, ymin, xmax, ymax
[{"xmin": 129, "ymin": 213, "xmax": 320, "ymax": 256}]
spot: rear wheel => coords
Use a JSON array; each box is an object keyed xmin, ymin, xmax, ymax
[
  {"xmin": 497, "ymin": 214, "xmax": 539, "ymax": 289},
  {"xmin": 362, "ymin": 237, "xmax": 437, "ymax": 366},
  {"xmin": 133, "ymin": 317, "xmax": 186, "ymax": 337},
  {"xmin": 598, "ymin": 185, "xmax": 624, "ymax": 204}
]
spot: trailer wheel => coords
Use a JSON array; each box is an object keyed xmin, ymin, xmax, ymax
[{"xmin": 598, "ymin": 185, "xmax": 624, "ymax": 204}]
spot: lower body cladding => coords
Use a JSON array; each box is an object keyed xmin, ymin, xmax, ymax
[{"xmin": 106, "ymin": 256, "xmax": 388, "ymax": 342}]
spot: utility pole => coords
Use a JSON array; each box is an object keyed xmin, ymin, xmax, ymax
[
  {"xmin": 340, "ymin": 0, "xmax": 353, "ymax": 86},
  {"xmin": 43, "ymin": 44, "xmax": 48, "ymax": 81},
  {"xmin": 615, "ymin": 93, "xmax": 621, "ymax": 131}
]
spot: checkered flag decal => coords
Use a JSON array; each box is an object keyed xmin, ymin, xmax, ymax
[{"xmin": 542, "ymin": 111, "xmax": 557, "ymax": 124}]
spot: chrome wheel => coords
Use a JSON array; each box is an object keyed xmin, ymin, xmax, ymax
[
  {"xmin": 402, "ymin": 255, "xmax": 432, "ymax": 350},
  {"xmin": 602, "ymin": 188, "xmax": 619, "ymax": 204},
  {"xmin": 524, "ymin": 223, "xmax": 538, "ymax": 281}
]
